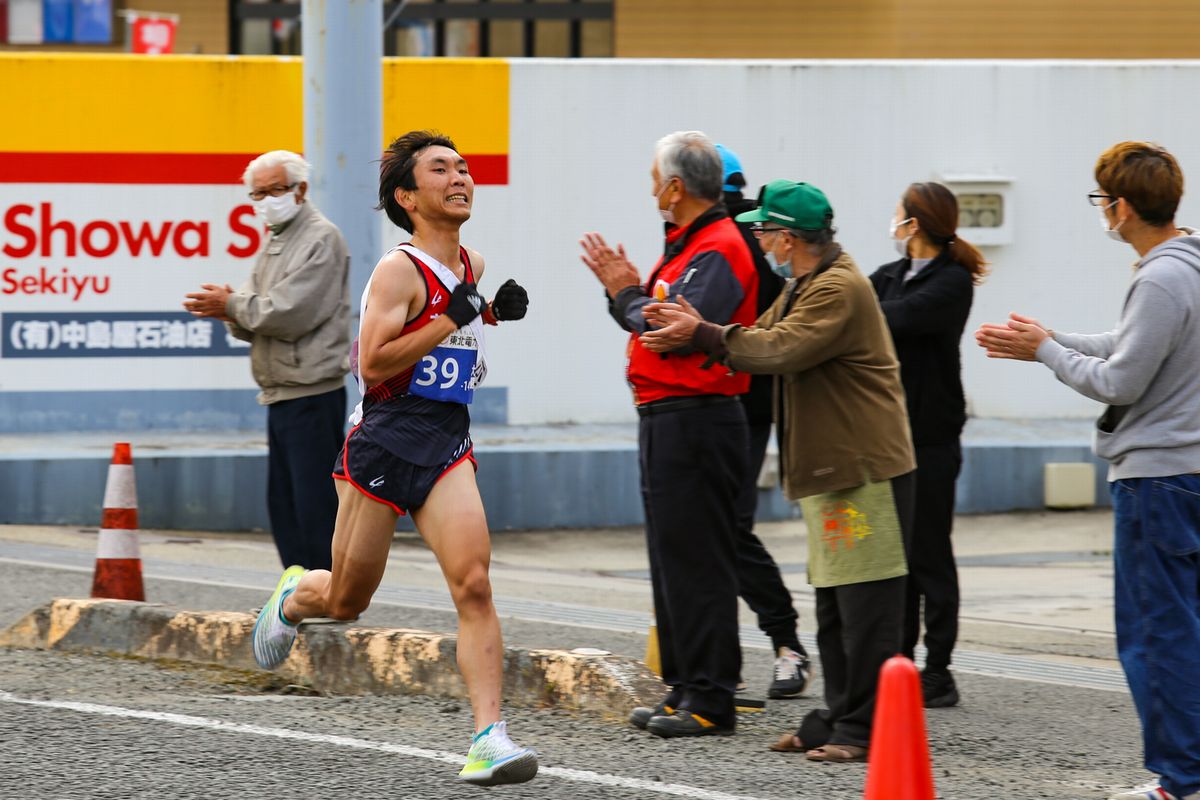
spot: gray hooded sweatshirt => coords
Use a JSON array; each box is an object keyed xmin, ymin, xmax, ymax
[{"xmin": 1035, "ymin": 234, "xmax": 1200, "ymax": 480}]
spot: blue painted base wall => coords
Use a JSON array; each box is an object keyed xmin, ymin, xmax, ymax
[
  {"xmin": 0, "ymin": 441, "xmax": 1109, "ymax": 532},
  {"xmin": 0, "ymin": 387, "xmax": 509, "ymax": 433}
]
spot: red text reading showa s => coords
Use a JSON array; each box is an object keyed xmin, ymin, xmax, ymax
[{"xmin": 1, "ymin": 203, "xmax": 263, "ymax": 260}]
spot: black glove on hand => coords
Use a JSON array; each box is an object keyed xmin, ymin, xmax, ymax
[
  {"xmin": 490, "ymin": 278, "xmax": 529, "ymax": 321},
  {"xmin": 446, "ymin": 281, "xmax": 485, "ymax": 327}
]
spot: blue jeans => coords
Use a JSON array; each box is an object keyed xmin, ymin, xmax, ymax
[{"xmin": 1112, "ymin": 476, "xmax": 1200, "ymax": 798}]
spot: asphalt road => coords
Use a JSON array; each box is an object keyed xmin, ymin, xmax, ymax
[{"xmin": 0, "ymin": 515, "xmax": 1160, "ymax": 799}]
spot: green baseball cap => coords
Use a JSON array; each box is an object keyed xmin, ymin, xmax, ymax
[{"xmin": 735, "ymin": 179, "xmax": 833, "ymax": 230}]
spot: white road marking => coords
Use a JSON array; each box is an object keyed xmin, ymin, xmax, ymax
[{"xmin": 0, "ymin": 690, "xmax": 769, "ymax": 800}]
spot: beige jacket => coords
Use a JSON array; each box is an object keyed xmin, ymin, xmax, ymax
[
  {"xmin": 722, "ymin": 247, "xmax": 915, "ymax": 499},
  {"xmin": 225, "ymin": 202, "xmax": 351, "ymax": 405}
]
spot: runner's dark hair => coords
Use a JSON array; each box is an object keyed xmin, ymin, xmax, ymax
[{"xmin": 377, "ymin": 130, "xmax": 458, "ymax": 232}]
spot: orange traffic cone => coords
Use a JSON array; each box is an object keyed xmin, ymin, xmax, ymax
[
  {"xmin": 862, "ymin": 656, "xmax": 935, "ymax": 800},
  {"xmin": 90, "ymin": 443, "xmax": 145, "ymax": 601},
  {"xmin": 644, "ymin": 624, "xmax": 661, "ymax": 676}
]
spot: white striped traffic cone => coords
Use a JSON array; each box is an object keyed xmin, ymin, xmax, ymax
[{"xmin": 90, "ymin": 442, "xmax": 145, "ymax": 601}]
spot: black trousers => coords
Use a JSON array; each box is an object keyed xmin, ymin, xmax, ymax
[
  {"xmin": 734, "ymin": 420, "xmax": 802, "ymax": 654},
  {"xmin": 266, "ymin": 387, "xmax": 346, "ymax": 571},
  {"xmin": 640, "ymin": 399, "xmax": 746, "ymax": 726},
  {"xmin": 901, "ymin": 442, "xmax": 962, "ymax": 672},
  {"xmin": 801, "ymin": 471, "xmax": 915, "ymax": 749}
]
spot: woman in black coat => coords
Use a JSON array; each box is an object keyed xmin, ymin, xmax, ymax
[{"xmin": 870, "ymin": 182, "xmax": 987, "ymax": 708}]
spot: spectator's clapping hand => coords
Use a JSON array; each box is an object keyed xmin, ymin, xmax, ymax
[
  {"xmin": 640, "ymin": 296, "xmax": 703, "ymax": 353},
  {"xmin": 184, "ymin": 283, "xmax": 234, "ymax": 321},
  {"xmin": 580, "ymin": 232, "xmax": 640, "ymax": 298},
  {"xmin": 1008, "ymin": 312, "xmax": 1047, "ymax": 332},
  {"xmin": 974, "ymin": 312, "xmax": 1049, "ymax": 362}
]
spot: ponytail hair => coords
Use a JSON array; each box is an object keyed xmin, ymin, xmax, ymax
[
  {"xmin": 948, "ymin": 238, "xmax": 988, "ymax": 284},
  {"xmin": 902, "ymin": 182, "xmax": 989, "ymax": 284}
]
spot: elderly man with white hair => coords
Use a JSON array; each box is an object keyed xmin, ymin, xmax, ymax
[
  {"xmin": 185, "ymin": 150, "xmax": 351, "ymax": 572},
  {"xmin": 580, "ymin": 131, "xmax": 760, "ymax": 738}
]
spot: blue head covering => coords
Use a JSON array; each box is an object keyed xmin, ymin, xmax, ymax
[{"xmin": 714, "ymin": 143, "xmax": 746, "ymax": 193}]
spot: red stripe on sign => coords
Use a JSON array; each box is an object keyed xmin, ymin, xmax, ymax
[
  {"xmin": 0, "ymin": 151, "xmax": 510, "ymax": 185},
  {"xmin": 464, "ymin": 154, "xmax": 507, "ymax": 185},
  {"xmin": 0, "ymin": 152, "xmax": 258, "ymax": 185},
  {"xmin": 111, "ymin": 442, "xmax": 133, "ymax": 465},
  {"xmin": 102, "ymin": 508, "xmax": 139, "ymax": 530}
]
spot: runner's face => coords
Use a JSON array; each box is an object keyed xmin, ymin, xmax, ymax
[{"xmin": 406, "ymin": 145, "xmax": 473, "ymax": 224}]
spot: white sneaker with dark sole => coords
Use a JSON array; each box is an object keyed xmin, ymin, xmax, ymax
[
  {"xmin": 457, "ymin": 721, "xmax": 538, "ymax": 787},
  {"xmin": 768, "ymin": 647, "xmax": 812, "ymax": 699},
  {"xmin": 251, "ymin": 566, "xmax": 305, "ymax": 669}
]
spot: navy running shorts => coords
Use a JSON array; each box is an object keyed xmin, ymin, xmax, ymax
[{"xmin": 332, "ymin": 427, "xmax": 475, "ymax": 515}]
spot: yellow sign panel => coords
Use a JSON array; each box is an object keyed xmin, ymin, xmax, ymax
[
  {"xmin": 0, "ymin": 54, "xmax": 509, "ymax": 184},
  {"xmin": 382, "ymin": 59, "xmax": 508, "ymax": 155}
]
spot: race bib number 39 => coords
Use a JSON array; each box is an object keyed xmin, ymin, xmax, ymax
[{"xmin": 409, "ymin": 330, "xmax": 480, "ymax": 404}]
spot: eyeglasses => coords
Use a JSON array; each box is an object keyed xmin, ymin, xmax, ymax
[
  {"xmin": 248, "ymin": 183, "xmax": 298, "ymax": 201},
  {"xmin": 1087, "ymin": 191, "xmax": 1115, "ymax": 207},
  {"xmin": 750, "ymin": 225, "xmax": 793, "ymax": 239}
]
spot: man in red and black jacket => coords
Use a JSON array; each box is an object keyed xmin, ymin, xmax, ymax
[{"xmin": 581, "ymin": 131, "xmax": 758, "ymax": 738}]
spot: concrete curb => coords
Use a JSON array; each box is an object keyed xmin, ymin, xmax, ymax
[{"xmin": 0, "ymin": 598, "xmax": 665, "ymax": 717}]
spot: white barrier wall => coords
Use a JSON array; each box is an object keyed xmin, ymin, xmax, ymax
[
  {"xmin": 5, "ymin": 58, "xmax": 1197, "ymax": 430},
  {"xmin": 470, "ymin": 59, "xmax": 1200, "ymax": 425}
]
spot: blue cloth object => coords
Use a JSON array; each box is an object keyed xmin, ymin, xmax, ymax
[
  {"xmin": 1112, "ymin": 475, "xmax": 1200, "ymax": 800},
  {"xmin": 43, "ymin": 0, "xmax": 73, "ymax": 42},
  {"xmin": 715, "ymin": 143, "xmax": 745, "ymax": 192},
  {"xmin": 73, "ymin": 0, "xmax": 113, "ymax": 43}
]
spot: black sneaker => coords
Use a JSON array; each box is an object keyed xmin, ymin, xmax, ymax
[
  {"xmin": 645, "ymin": 709, "xmax": 735, "ymax": 738},
  {"xmin": 628, "ymin": 701, "xmax": 674, "ymax": 730},
  {"xmin": 768, "ymin": 647, "xmax": 812, "ymax": 699},
  {"xmin": 921, "ymin": 668, "xmax": 960, "ymax": 708}
]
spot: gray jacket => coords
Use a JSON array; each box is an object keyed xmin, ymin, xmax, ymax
[
  {"xmin": 1036, "ymin": 234, "xmax": 1200, "ymax": 480},
  {"xmin": 225, "ymin": 202, "xmax": 351, "ymax": 405}
]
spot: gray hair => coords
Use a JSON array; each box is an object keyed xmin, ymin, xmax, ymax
[
  {"xmin": 796, "ymin": 227, "xmax": 837, "ymax": 257},
  {"xmin": 654, "ymin": 131, "xmax": 722, "ymax": 202},
  {"xmin": 792, "ymin": 226, "xmax": 840, "ymax": 257},
  {"xmin": 242, "ymin": 150, "xmax": 311, "ymax": 188}
]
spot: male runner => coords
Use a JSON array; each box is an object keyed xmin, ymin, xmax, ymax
[{"xmin": 250, "ymin": 130, "xmax": 534, "ymax": 787}]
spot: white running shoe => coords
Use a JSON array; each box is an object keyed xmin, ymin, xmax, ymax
[
  {"xmin": 1108, "ymin": 783, "xmax": 1183, "ymax": 800},
  {"xmin": 457, "ymin": 720, "xmax": 538, "ymax": 787},
  {"xmin": 251, "ymin": 566, "xmax": 305, "ymax": 669}
]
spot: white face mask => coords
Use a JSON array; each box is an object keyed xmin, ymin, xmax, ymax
[
  {"xmin": 890, "ymin": 217, "xmax": 913, "ymax": 257},
  {"xmin": 655, "ymin": 178, "xmax": 677, "ymax": 225},
  {"xmin": 1099, "ymin": 201, "xmax": 1126, "ymax": 243},
  {"xmin": 254, "ymin": 192, "xmax": 302, "ymax": 227}
]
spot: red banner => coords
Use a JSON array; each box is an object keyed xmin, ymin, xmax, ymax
[{"xmin": 130, "ymin": 16, "xmax": 176, "ymax": 55}]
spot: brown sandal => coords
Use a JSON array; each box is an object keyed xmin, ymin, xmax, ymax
[
  {"xmin": 805, "ymin": 743, "xmax": 868, "ymax": 763},
  {"xmin": 768, "ymin": 732, "xmax": 807, "ymax": 752}
]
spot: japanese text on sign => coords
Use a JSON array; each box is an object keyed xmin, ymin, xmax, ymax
[{"xmin": 1, "ymin": 312, "xmax": 250, "ymax": 358}]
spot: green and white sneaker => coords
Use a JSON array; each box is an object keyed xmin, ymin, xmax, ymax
[
  {"xmin": 457, "ymin": 721, "xmax": 538, "ymax": 787},
  {"xmin": 251, "ymin": 565, "xmax": 305, "ymax": 669}
]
